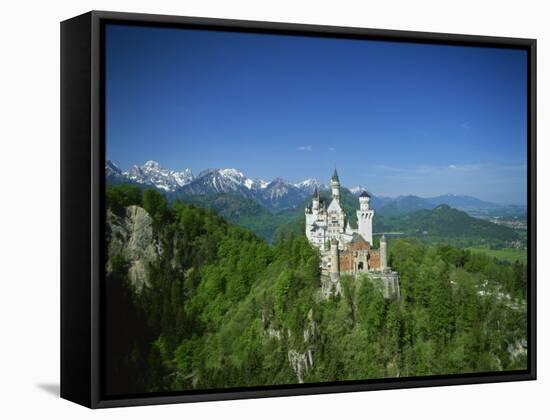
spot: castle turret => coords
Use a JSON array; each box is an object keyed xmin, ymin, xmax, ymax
[
  {"xmin": 359, "ymin": 190, "xmax": 370, "ymax": 211},
  {"xmin": 330, "ymin": 168, "xmax": 340, "ymax": 201},
  {"xmin": 380, "ymin": 234, "xmax": 387, "ymax": 271},
  {"xmin": 330, "ymin": 237, "xmax": 340, "ymax": 282},
  {"xmin": 312, "ymin": 187, "xmax": 320, "ymax": 212},
  {"xmin": 357, "ymin": 191, "xmax": 374, "ymax": 245}
]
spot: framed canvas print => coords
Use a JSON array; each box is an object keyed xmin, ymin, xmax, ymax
[{"xmin": 60, "ymin": 11, "xmax": 536, "ymax": 408}]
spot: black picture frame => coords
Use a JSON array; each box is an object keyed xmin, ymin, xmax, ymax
[{"xmin": 60, "ymin": 10, "xmax": 537, "ymax": 409}]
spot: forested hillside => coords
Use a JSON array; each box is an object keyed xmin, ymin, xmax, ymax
[
  {"xmin": 176, "ymin": 192, "xmax": 302, "ymax": 242},
  {"xmin": 376, "ymin": 205, "xmax": 522, "ymax": 248},
  {"xmin": 104, "ymin": 185, "xmax": 528, "ymax": 396}
]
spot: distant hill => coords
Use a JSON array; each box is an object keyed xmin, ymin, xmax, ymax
[
  {"xmin": 375, "ymin": 195, "xmax": 433, "ymax": 216},
  {"xmin": 376, "ymin": 204, "xmax": 520, "ymax": 247},
  {"xmin": 366, "ymin": 193, "xmax": 525, "ymax": 219},
  {"xmin": 177, "ymin": 193, "xmax": 301, "ymax": 242},
  {"xmin": 426, "ymin": 194, "xmax": 501, "ymax": 211},
  {"xmin": 368, "ymin": 193, "xmax": 517, "ymax": 216}
]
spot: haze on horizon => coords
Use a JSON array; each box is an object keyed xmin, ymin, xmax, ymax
[{"xmin": 105, "ymin": 24, "xmax": 528, "ymax": 206}]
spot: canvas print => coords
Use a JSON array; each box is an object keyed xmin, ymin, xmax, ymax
[{"xmin": 103, "ymin": 23, "xmax": 528, "ymax": 396}]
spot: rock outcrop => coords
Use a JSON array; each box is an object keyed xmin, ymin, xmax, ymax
[
  {"xmin": 288, "ymin": 349, "xmax": 314, "ymax": 384},
  {"xmin": 106, "ymin": 205, "xmax": 159, "ymax": 290},
  {"xmin": 261, "ymin": 307, "xmax": 318, "ymax": 383}
]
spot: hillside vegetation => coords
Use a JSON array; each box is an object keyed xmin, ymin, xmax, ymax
[
  {"xmin": 465, "ymin": 247, "xmax": 527, "ymax": 264},
  {"xmin": 104, "ymin": 185, "xmax": 528, "ymax": 396},
  {"xmin": 177, "ymin": 192, "xmax": 302, "ymax": 242},
  {"xmin": 376, "ymin": 205, "xmax": 521, "ymax": 248},
  {"xmin": 109, "ymin": 178, "xmax": 522, "ymax": 250}
]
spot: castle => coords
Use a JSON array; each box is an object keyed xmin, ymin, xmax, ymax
[{"xmin": 305, "ymin": 169, "xmax": 399, "ymax": 299}]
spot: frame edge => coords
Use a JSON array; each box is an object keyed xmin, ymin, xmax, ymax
[
  {"xmin": 60, "ymin": 11, "xmax": 94, "ymax": 408},
  {"xmin": 82, "ymin": 10, "xmax": 537, "ymax": 408}
]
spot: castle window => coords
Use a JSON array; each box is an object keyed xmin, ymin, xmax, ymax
[{"xmin": 358, "ymin": 262, "xmax": 364, "ymax": 271}]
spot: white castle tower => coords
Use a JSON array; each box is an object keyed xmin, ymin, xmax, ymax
[
  {"xmin": 312, "ymin": 187, "xmax": 320, "ymax": 212},
  {"xmin": 357, "ymin": 191, "xmax": 374, "ymax": 245},
  {"xmin": 326, "ymin": 169, "xmax": 345, "ymax": 242},
  {"xmin": 330, "ymin": 168, "xmax": 340, "ymax": 201}
]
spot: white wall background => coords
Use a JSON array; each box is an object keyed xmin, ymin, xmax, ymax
[{"xmin": 0, "ymin": 0, "xmax": 547, "ymax": 418}]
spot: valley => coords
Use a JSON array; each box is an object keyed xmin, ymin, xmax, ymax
[{"xmin": 106, "ymin": 160, "xmax": 527, "ymax": 251}]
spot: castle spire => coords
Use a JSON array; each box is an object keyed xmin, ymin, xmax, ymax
[
  {"xmin": 331, "ymin": 168, "xmax": 340, "ymax": 183},
  {"xmin": 330, "ymin": 168, "xmax": 340, "ymax": 201}
]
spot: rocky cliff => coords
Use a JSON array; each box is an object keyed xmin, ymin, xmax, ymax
[{"xmin": 106, "ymin": 205, "xmax": 159, "ymax": 290}]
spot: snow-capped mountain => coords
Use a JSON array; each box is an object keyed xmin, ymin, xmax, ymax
[
  {"xmin": 106, "ymin": 160, "xmax": 193, "ymax": 192},
  {"xmin": 106, "ymin": 160, "xmax": 322, "ymax": 212},
  {"xmin": 106, "ymin": 160, "xmax": 348, "ymax": 212},
  {"xmin": 256, "ymin": 178, "xmax": 306, "ymax": 212},
  {"xmin": 349, "ymin": 186, "xmax": 364, "ymax": 195},
  {"xmin": 106, "ymin": 160, "xmax": 127, "ymax": 184},
  {"xmin": 245, "ymin": 178, "xmax": 269, "ymax": 191},
  {"xmin": 125, "ymin": 160, "xmax": 193, "ymax": 192},
  {"xmin": 178, "ymin": 168, "xmax": 256, "ymax": 197},
  {"xmin": 293, "ymin": 179, "xmax": 328, "ymax": 195},
  {"xmin": 169, "ymin": 169, "xmax": 309, "ymax": 212},
  {"xmin": 177, "ymin": 170, "xmax": 307, "ymax": 212}
]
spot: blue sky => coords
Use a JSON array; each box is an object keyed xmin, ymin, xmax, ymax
[{"xmin": 105, "ymin": 24, "xmax": 527, "ymax": 205}]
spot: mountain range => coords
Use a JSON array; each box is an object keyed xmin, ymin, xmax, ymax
[
  {"xmin": 107, "ymin": 160, "xmax": 328, "ymax": 213},
  {"xmin": 107, "ymin": 160, "xmax": 193, "ymax": 192},
  {"xmin": 106, "ymin": 160, "xmax": 524, "ymax": 217}
]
